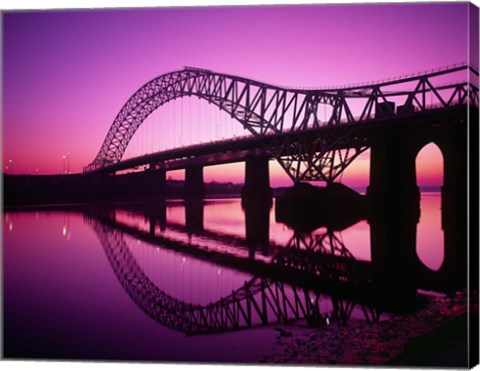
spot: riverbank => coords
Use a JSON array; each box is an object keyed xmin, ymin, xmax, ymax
[
  {"xmin": 3, "ymin": 173, "xmax": 246, "ymax": 206},
  {"xmin": 261, "ymin": 290, "xmax": 474, "ymax": 367}
]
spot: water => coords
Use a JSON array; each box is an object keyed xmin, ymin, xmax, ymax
[{"xmin": 2, "ymin": 193, "xmax": 456, "ymax": 363}]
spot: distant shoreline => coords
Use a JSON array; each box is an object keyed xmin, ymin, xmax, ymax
[{"xmin": 2, "ymin": 173, "xmax": 442, "ymax": 208}]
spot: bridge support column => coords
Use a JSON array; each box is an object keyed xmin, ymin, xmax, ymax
[
  {"xmin": 367, "ymin": 126, "xmax": 420, "ymax": 220},
  {"xmin": 438, "ymin": 122, "xmax": 469, "ymax": 288},
  {"xmin": 242, "ymin": 153, "xmax": 272, "ymax": 202},
  {"xmin": 183, "ymin": 166, "xmax": 205, "ymax": 199},
  {"xmin": 147, "ymin": 163, "xmax": 167, "ymax": 197},
  {"xmin": 367, "ymin": 126, "xmax": 420, "ymax": 309},
  {"xmin": 242, "ymin": 153, "xmax": 272, "ymax": 258}
]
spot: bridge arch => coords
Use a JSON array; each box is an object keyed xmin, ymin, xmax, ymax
[
  {"xmin": 84, "ymin": 67, "xmax": 338, "ymax": 174},
  {"xmin": 83, "ymin": 67, "xmax": 374, "ymax": 182},
  {"xmin": 411, "ymin": 123, "xmax": 469, "ymax": 289},
  {"xmin": 415, "ymin": 142, "xmax": 444, "ymax": 271}
]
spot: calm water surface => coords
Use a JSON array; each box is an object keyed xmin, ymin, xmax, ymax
[{"xmin": 3, "ymin": 193, "xmax": 446, "ymax": 362}]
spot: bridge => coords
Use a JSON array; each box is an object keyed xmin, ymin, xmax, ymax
[
  {"xmin": 83, "ymin": 64, "xmax": 478, "ymax": 197},
  {"xmin": 80, "ymin": 63, "xmax": 478, "ymax": 300}
]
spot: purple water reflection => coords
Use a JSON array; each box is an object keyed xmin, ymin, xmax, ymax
[
  {"xmin": 2, "ymin": 211, "xmax": 278, "ymax": 361},
  {"xmin": 3, "ymin": 193, "xmax": 447, "ymax": 362},
  {"xmin": 164, "ymin": 198, "xmax": 372, "ymax": 261},
  {"xmin": 125, "ymin": 233, "xmax": 252, "ymax": 305},
  {"xmin": 416, "ymin": 193, "xmax": 444, "ymax": 271}
]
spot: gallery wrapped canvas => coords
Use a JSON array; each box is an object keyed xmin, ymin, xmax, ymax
[{"xmin": 1, "ymin": 0, "xmax": 479, "ymax": 369}]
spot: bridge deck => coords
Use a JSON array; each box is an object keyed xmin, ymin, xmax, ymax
[{"xmin": 90, "ymin": 104, "xmax": 468, "ymax": 175}]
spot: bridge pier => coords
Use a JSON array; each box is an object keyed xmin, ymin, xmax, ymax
[
  {"xmin": 183, "ymin": 166, "xmax": 205, "ymax": 199},
  {"xmin": 436, "ymin": 122, "xmax": 469, "ymax": 288},
  {"xmin": 241, "ymin": 152, "xmax": 272, "ymax": 204},
  {"xmin": 367, "ymin": 126, "xmax": 420, "ymax": 221},
  {"xmin": 367, "ymin": 126, "xmax": 420, "ymax": 308},
  {"xmin": 146, "ymin": 163, "xmax": 167, "ymax": 197},
  {"xmin": 367, "ymin": 116, "xmax": 473, "ymax": 292},
  {"xmin": 241, "ymin": 153, "xmax": 272, "ymax": 258}
]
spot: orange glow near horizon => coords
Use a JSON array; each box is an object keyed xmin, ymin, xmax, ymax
[
  {"xmin": 163, "ymin": 143, "xmax": 443, "ymax": 190},
  {"xmin": 416, "ymin": 143, "xmax": 444, "ymax": 187}
]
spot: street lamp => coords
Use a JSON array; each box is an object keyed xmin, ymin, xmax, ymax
[
  {"xmin": 67, "ymin": 152, "xmax": 70, "ymax": 174},
  {"xmin": 8, "ymin": 159, "xmax": 12, "ymax": 174},
  {"xmin": 62, "ymin": 155, "xmax": 66, "ymax": 174}
]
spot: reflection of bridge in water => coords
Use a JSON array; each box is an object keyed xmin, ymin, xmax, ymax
[
  {"xmin": 87, "ymin": 213, "xmax": 384, "ymax": 335},
  {"xmin": 83, "ymin": 194, "xmax": 468, "ymax": 336},
  {"xmin": 101, "ymin": 199, "xmax": 467, "ymax": 292},
  {"xmin": 82, "ymin": 195, "xmax": 468, "ymax": 334},
  {"xmin": 96, "ymin": 202, "xmax": 373, "ymax": 278}
]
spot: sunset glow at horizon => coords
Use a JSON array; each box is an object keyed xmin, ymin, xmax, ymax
[{"xmin": 2, "ymin": 3, "xmax": 476, "ymax": 188}]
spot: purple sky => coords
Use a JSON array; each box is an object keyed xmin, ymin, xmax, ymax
[{"xmin": 2, "ymin": 3, "xmax": 474, "ymax": 186}]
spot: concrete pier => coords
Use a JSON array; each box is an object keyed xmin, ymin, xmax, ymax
[
  {"xmin": 183, "ymin": 165, "xmax": 205, "ymax": 199},
  {"xmin": 147, "ymin": 163, "xmax": 167, "ymax": 196},
  {"xmin": 242, "ymin": 153, "xmax": 272, "ymax": 201}
]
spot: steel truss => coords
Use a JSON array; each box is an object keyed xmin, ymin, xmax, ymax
[{"xmin": 84, "ymin": 64, "xmax": 478, "ymax": 183}]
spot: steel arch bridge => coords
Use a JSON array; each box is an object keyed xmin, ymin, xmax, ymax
[{"xmin": 84, "ymin": 64, "xmax": 478, "ymax": 183}]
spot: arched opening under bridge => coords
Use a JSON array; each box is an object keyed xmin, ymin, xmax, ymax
[{"xmin": 415, "ymin": 142, "xmax": 444, "ymax": 271}]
